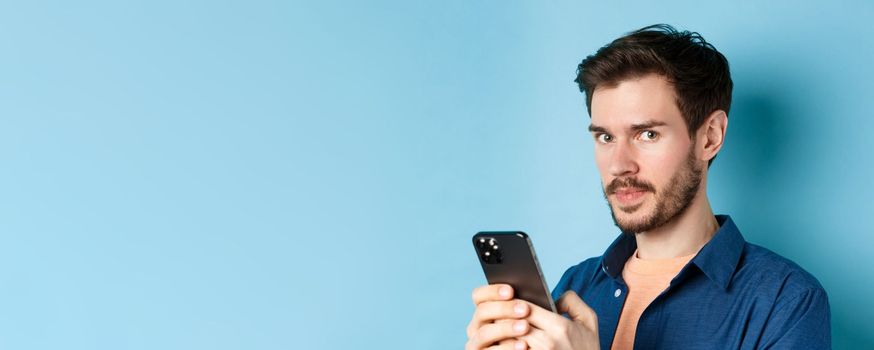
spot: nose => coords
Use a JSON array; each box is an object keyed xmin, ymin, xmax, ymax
[{"xmin": 607, "ymin": 141, "xmax": 639, "ymax": 177}]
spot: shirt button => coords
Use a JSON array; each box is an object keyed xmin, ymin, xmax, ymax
[{"xmin": 614, "ymin": 288, "xmax": 622, "ymax": 298}]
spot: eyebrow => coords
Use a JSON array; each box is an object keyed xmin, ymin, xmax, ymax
[
  {"xmin": 630, "ymin": 120, "xmax": 668, "ymax": 131},
  {"xmin": 588, "ymin": 124, "xmax": 608, "ymax": 133},
  {"xmin": 588, "ymin": 120, "xmax": 668, "ymax": 133}
]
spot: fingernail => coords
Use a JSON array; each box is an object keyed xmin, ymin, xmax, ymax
[
  {"xmin": 514, "ymin": 303, "xmax": 527, "ymax": 316},
  {"xmin": 515, "ymin": 340, "xmax": 526, "ymax": 350},
  {"xmin": 499, "ymin": 286, "xmax": 511, "ymax": 298},
  {"xmin": 514, "ymin": 320, "xmax": 527, "ymax": 333}
]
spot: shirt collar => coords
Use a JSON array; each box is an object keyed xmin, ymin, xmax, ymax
[{"xmin": 598, "ymin": 215, "xmax": 746, "ymax": 291}]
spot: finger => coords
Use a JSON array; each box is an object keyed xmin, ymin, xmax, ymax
[
  {"xmin": 469, "ymin": 319, "xmax": 529, "ymax": 349},
  {"xmin": 518, "ymin": 327, "xmax": 553, "ymax": 350},
  {"xmin": 475, "ymin": 300, "xmax": 530, "ymax": 322},
  {"xmin": 557, "ymin": 291, "xmax": 598, "ymax": 332},
  {"xmin": 488, "ymin": 338, "xmax": 527, "ymax": 350},
  {"xmin": 468, "ymin": 320, "xmax": 514, "ymax": 347},
  {"xmin": 484, "ymin": 343, "xmax": 521, "ymax": 350},
  {"xmin": 468, "ymin": 300, "xmax": 530, "ymax": 337},
  {"xmin": 472, "ymin": 284, "xmax": 514, "ymax": 305},
  {"xmin": 520, "ymin": 300, "xmax": 563, "ymax": 333}
]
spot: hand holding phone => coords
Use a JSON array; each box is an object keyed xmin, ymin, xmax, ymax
[{"xmin": 466, "ymin": 231, "xmax": 601, "ymax": 350}]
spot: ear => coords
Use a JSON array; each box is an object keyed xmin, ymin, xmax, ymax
[{"xmin": 696, "ymin": 110, "xmax": 728, "ymax": 163}]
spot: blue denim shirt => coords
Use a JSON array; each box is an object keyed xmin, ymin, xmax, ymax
[{"xmin": 551, "ymin": 215, "xmax": 830, "ymax": 349}]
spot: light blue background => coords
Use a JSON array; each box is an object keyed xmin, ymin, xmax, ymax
[{"xmin": 1, "ymin": 1, "xmax": 871, "ymax": 349}]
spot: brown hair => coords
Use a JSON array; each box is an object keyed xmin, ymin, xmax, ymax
[{"xmin": 575, "ymin": 24, "xmax": 733, "ymax": 141}]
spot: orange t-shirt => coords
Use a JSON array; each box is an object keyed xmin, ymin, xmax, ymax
[{"xmin": 611, "ymin": 249, "xmax": 696, "ymax": 350}]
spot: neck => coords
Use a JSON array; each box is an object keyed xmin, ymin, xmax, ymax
[{"xmin": 634, "ymin": 185, "xmax": 719, "ymax": 260}]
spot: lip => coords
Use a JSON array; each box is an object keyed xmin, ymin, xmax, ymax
[{"xmin": 613, "ymin": 188, "xmax": 648, "ymax": 206}]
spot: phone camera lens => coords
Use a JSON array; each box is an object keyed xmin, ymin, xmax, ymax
[{"xmin": 477, "ymin": 236, "xmax": 504, "ymax": 264}]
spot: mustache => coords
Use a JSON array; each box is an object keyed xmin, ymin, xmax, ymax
[{"xmin": 606, "ymin": 177, "xmax": 656, "ymax": 195}]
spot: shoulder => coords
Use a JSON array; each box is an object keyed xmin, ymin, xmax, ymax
[
  {"xmin": 737, "ymin": 244, "xmax": 831, "ymax": 347},
  {"xmin": 734, "ymin": 242, "xmax": 828, "ymax": 306}
]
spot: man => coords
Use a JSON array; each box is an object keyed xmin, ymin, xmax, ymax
[{"xmin": 465, "ymin": 24, "xmax": 830, "ymax": 350}]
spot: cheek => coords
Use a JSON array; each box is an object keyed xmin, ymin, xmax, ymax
[{"xmin": 639, "ymin": 144, "xmax": 687, "ymax": 184}]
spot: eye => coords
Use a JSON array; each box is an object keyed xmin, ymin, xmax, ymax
[
  {"xmin": 639, "ymin": 130, "xmax": 659, "ymax": 141},
  {"xmin": 596, "ymin": 133, "xmax": 613, "ymax": 144}
]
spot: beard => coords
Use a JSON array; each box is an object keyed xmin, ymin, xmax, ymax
[{"xmin": 602, "ymin": 146, "xmax": 703, "ymax": 234}]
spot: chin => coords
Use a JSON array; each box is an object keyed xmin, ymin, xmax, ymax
[
  {"xmin": 610, "ymin": 201, "xmax": 656, "ymax": 233},
  {"xmin": 616, "ymin": 213, "xmax": 647, "ymax": 227}
]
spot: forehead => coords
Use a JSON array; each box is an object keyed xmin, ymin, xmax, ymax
[{"xmin": 590, "ymin": 74, "xmax": 685, "ymax": 130}]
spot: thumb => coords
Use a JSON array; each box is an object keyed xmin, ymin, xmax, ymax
[{"xmin": 557, "ymin": 291, "xmax": 598, "ymax": 332}]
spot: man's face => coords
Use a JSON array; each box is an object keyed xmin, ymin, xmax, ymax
[{"xmin": 589, "ymin": 74, "xmax": 704, "ymax": 234}]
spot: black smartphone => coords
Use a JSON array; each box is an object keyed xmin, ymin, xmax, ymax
[{"xmin": 472, "ymin": 231, "xmax": 556, "ymax": 313}]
